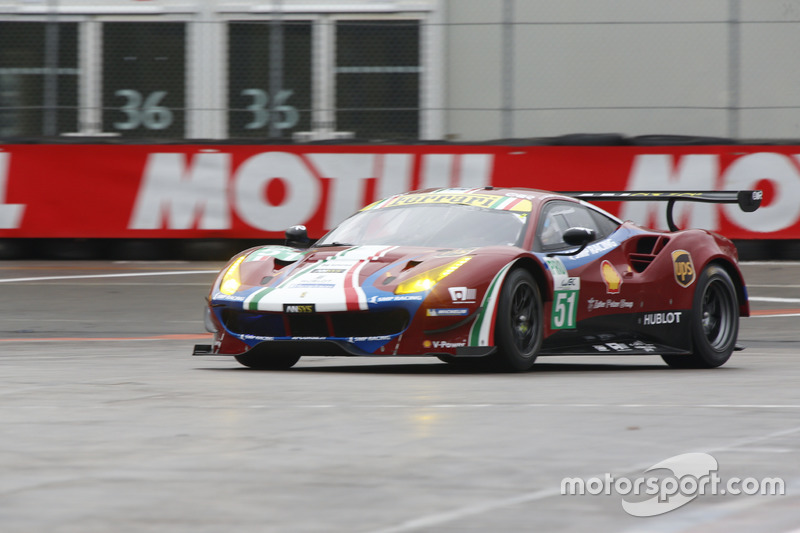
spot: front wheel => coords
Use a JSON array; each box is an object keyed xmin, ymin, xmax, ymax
[
  {"xmin": 490, "ymin": 268, "xmax": 543, "ymax": 372},
  {"xmin": 662, "ymin": 265, "xmax": 739, "ymax": 369}
]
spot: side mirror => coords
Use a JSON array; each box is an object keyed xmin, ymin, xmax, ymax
[
  {"xmin": 548, "ymin": 227, "xmax": 596, "ymax": 257},
  {"xmin": 285, "ymin": 225, "xmax": 311, "ymax": 249},
  {"xmin": 563, "ymin": 227, "xmax": 596, "ymax": 247}
]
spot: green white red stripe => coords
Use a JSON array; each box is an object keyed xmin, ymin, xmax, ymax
[
  {"xmin": 243, "ymin": 245, "xmax": 396, "ymax": 312},
  {"xmin": 468, "ymin": 261, "xmax": 515, "ymax": 346}
]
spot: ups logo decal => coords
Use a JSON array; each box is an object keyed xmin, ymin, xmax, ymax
[
  {"xmin": 672, "ymin": 250, "xmax": 695, "ymax": 288},
  {"xmin": 283, "ymin": 304, "xmax": 316, "ymax": 313}
]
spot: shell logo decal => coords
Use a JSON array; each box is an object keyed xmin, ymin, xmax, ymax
[
  {"xmin": 672, "ymin": 250, "xmax": 696, "ymax": 288},
  {"xmin": 601, "ymin": 260, "xmax": 622, "ymax": 294}
]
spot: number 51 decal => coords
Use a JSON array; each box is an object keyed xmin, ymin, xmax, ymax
[
  {"xmin": 545, "ymin": 257, "xmax": 579, "ymax": 330},
  {"xmin": 552, "ymin": 288, "xmax": 579, "ymax": 329}
]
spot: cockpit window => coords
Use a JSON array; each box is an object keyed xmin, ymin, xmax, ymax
[
  {"xmin": 535, "ymin": 200, "xmax": 621, "ymax": 252},
  {"xmin": 317, "ymin": 204, "xmax": 529, "ymax": 248}
]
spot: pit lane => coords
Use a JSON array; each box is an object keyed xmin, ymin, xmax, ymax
[{"xmin": 0, "ymin": 260, "xmax": 798, "ymax": 533}]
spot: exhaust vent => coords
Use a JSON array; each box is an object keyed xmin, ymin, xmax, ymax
[{"xmin": 628, "ymin": 235, "xmax": 670, "ymax": 273}]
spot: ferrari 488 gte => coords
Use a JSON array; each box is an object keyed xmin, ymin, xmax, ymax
[{"xmin": 193, "ymin": 187, "xmax": 761, "ymax": 371}]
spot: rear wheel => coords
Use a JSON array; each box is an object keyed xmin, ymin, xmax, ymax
[
  {"xmin": 234, "ymin": 351, "xmax": 300, "ymax": 370},
  {"xmin": 662, "ymin": 265, "xmax": 739, "ymax": 369},
  {"xmin": 490, "ymin": 268, "xmax": 543, "ymax": 372}
]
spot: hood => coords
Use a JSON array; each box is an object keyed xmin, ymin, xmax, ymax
[{"xmin": 217, "ymin": 244, "xmax": 487, "ymax": 312}]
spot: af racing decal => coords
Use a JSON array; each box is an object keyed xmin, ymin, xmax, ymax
[
  {"xmin": 557, "ymin": 226, "xmax": 637, "ymax": 269},
  {"xmin": 545, "ymin": 257, "xmax": 580, "ymax": 330},
  {"xmin": 672, "ymin": 249, "xmax": 696, "ymax": 288}
]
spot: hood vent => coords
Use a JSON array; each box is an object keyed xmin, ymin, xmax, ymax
[
  {"xmin": 402, "ymin": 260, "xmax": 422, "ymax": 272},
  {"xmin": 274, "ymin": 257, "xmax": 305, "ymax": 270}
]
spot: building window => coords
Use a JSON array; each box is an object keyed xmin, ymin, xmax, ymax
[
  {"xmin": 335, "ymin": 20, "xmax": 420, "ymax": 140},
  {"xmin": 228, "ymin": 21, "xmax": 312, "ymax": 139},
  {"xmin": 0, "ymin": 22, "xmax": 78, "ymax": 137},
  {"xmin": 102, "ymin": 22, "xmax": 186, "ymax": 138}
]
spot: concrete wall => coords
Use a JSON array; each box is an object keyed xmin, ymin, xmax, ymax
[{"xmin": 442, "ymin": 0, "xmax": 800, "ymax": 141}]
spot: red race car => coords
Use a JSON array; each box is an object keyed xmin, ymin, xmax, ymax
[{"xmin": 193, "ymin": 187, "xmax": 761, "ymax": 371}]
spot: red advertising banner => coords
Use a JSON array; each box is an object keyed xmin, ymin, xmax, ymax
[{"xmin": 0, "ymin": 144, "xmax": 795, "ymax": 240}]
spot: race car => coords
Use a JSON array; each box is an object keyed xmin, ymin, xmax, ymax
[{"xmin": 193, "ymin": 187, "xmax": 762, "ymax": 371}]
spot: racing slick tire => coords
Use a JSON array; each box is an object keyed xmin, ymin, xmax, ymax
[
  {"xmin": 662, "ymin": 265, "xmax": 739, "ymax": 369},
  {"xmin": 234, "ymin": 351, "xmax": 301, "ymax": 370},
  {"xmin": 490, "ymin": 268, "xmax": 543, "ymax": 372}
]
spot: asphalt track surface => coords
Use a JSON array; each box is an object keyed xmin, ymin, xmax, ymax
[{"xmin": 1, "ymin": 260, "xmax": 798, "ymax": 533}]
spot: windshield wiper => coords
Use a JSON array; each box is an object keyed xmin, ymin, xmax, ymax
[{"xmin": 315, "ymin": 242, "xmax": 355, "ymax": 248}]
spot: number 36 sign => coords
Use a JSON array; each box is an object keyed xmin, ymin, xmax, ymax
[{"xmin": 112, "ymin": 88, "xmax": 299, "ymax": 133}]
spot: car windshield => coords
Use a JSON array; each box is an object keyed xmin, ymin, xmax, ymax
[{"xmin": 316, "ymin": 204, "xmax": 529, "ymax": 248}]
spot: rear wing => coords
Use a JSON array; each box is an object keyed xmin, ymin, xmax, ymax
[{"xmin": 559, "ymin": 190, "xmax": 762, "ymax": 232}]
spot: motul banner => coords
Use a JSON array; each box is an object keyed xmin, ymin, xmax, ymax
[{"xmin": 0, "ymin": 144, "xmax": 796, "ymax": 239}]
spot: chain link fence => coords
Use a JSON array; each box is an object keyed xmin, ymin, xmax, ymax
[{"xmin": 2, "ymin": 5, "xmax": 800, "ymax": 143}]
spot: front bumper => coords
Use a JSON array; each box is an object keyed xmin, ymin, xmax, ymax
[{"xmin": 192, "ymin": 340, "xmax": 495, "ymax": 358}]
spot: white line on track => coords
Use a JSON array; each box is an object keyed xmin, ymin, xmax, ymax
[
  {"xmin": 741, "ymin": 261, "xmax": 800, "ymax": 266},
  {"xmin": 3, "ymin": 402, "xmax": 799, "ymax": 411},
  {"xmin": 253, "ymin": 403, "xmax": 800, "ymax": 410},
  {"xmin": 749, "ymin": 296, "xmax": 800, "ymax": 303},
  {"xmin": 366, "ymin": 488, "xmax": 563, "ymax": 533},
  {"xmin": 0, "ymin": 270, "xmax": 219, "ymax": 283},
  {"xmin": 364, "ymin": 424, "xmax": 800, "ymax": 533}
]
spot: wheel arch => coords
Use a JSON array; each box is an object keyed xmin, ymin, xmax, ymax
[
  {"xmin": 662, "ymin": 256, "xmax": 741, "ymax": 368},
  {"xmin": 511, "ymin": 256, "xmax": 551, "ymax": 304},
  {"xmin": 704, "ymin": 257, "xmax": 750, "ymax": 317},
  {"xmin": 469, "ymin": 256, "xmax": 550, "ymax": 350}
]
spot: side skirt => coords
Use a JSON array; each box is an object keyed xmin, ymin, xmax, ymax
[{"xmin": 539, "ymin": 339, "xmax": 690, "ymax": 356}]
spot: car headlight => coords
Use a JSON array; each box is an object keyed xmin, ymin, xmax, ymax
[
  {"xmin": 395, "ymin": 257, "xmax": 472, "ymax": 295},
  {"xmin": 219, "ymin": 255, "xmax": 246, "ymax": 295}
]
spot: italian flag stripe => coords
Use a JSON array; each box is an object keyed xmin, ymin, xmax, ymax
[
  {"xmin": 490, "ymin": 197, "xmax": 524, "ymax": 210},
  {"xmin": 244, "ymin": 248, "xmax": 345, "ymax": 310},
  {"xmin": 343, "ymin": 246, "xmax": 395, "ymax": 311},
  {"xmin": 469, "ymin": 262, "xmax": 514, "ymax": 346},
  {"xmin": 246, "ymin": 287, "xmax": 274, "ymax": 310}
]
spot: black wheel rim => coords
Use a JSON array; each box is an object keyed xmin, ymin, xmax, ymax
[
  {"xmin": 702, "ymin": 279, "xmax": 735, "ymax": 350},
  {"xmin": 510, "ymin": 281, "xmax": 537, "ymax": 353}
]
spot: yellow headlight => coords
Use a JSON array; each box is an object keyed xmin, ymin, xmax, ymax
[
  {"xmin": 395, "ymin": 257, "xmax": 472, "ymax": 295},
  {"xmin": 219, "ymin": 255, "xmax": 246, "ymax": 295}
]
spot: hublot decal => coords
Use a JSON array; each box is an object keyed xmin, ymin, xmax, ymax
[{"xmin": 642, "ymin": 311, "xmax": 683, "ymax": 325}]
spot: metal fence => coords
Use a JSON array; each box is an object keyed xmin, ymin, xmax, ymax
[{"xmin": 2, "ymin": 4, "xmax": 800, "ymax": 142}]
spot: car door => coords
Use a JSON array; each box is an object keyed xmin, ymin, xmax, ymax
[{"xmin": 534, "ymin": 200, "xmax": 637, "ymax": 350}]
